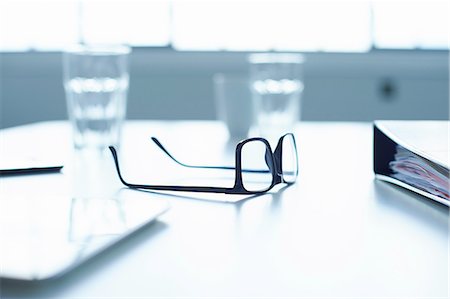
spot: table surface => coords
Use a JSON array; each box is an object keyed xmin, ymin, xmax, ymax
[{"xmin": 0, "ymin": 120, "xmax": 448, "ymax": 299}]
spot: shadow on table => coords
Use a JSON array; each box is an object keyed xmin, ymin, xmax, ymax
[
  {"xmin": 373, "ymin": 179, "xmax": 448, "ymax": 234},
  {"xmin": 125, "ymin": 183, "xmax": 292, "ymax": 206}
]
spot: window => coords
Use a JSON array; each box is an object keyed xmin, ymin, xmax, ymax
[
  {"xmin": 0, "ymin": 0, "xmax": 79, "ymax": 51},
  {"xmin": 0, "ymin": 0, "xmax": 448, "ymax": 52},
  {"xmin": 372, "ymin": 1, "xmax": 449, "ymax": 49},
  {"xmin": 172, "ymin": 1, "xmax": 372, "ymax": 52},
  {"xmin": 81, "ymin": 0, "xmax": 170, "ymax": 46}
]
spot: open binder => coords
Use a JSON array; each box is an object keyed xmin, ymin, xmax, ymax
[{"xmin": 373, "ymin": 120, "xmax": 449, "ymax": 206}]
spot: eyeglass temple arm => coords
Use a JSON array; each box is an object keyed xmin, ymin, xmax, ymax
[
  {"xmin": 151, "ymin": 137, "xmax": 269, "ymax": 173},
  {"xmin": 108, "ymin": 146, "xmax": 233, "ymax": 194},
  {"xmin": 150, "ymin": 137, "xmax": 233, "ymax": 170}
]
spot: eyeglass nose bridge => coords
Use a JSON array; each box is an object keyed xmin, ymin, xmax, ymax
[
  {"xmin": 274, "ymin": 171, "xmax": 283, "ymax": 184},
  {"xmin": 273, "ymin": 153, "xmax": 283, "ymax": 176},
  {"xmin": 267, "ymin": 148, "xmax": 284, "ymax": 184}
]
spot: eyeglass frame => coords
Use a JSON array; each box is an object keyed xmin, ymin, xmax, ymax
[{"xmin": 108, "ymin": 133, "xmax": 298, "ymax": 195}]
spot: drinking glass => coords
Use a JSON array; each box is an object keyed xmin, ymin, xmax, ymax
[
  {"xmin": 63, "ymin": 44, "xmax": 130, "ymax": 151},
  {"xmin": 213, "ymin": 73, "xmax": 253, "ymax": 141},
  {"xmin": 248, "ymin": 53, "xmax": 305, "ymax": 140}
]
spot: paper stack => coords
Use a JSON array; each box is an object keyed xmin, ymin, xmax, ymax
[{"xmin": 373, "ymin": 120, "xmax": 449, "ymax": 206}]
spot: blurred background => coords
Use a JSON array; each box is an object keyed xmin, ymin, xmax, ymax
[{"xmin": 0, "ymin": 0, "xmax": 449, "ymax": 128}]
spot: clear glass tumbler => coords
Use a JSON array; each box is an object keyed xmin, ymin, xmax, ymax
[
  {"xmin": 63, "ymin": 44, "xmax": 130, "ymax": 151},
  {"xmin": 248, "ymin": 53, "xmax": 305, "ymax": 140},
  {"xmin": 213, "ymin": 73, "xmax": 253, "ymax": 141}
]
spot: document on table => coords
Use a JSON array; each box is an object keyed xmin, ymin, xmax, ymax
[{"xmin": 389, "ymin": 144, "xmax": 449, "ymax": 200}]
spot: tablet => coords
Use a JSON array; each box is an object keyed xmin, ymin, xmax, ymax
[
  {"xmin": 0, "ymin": 193, "xmax": 169, "ymax": 281},
  {"xmin": 0, "ymin": 156, "xmax": 63, "ymax": 176}
]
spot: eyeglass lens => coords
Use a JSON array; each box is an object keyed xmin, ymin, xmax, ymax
[
  {"xmin": 281, "ymin": 134, "xmax": 298, "ymax": 183},
  {"xmin": 241, "ymin": 140, "xmax": 273, "ymax": 192}
]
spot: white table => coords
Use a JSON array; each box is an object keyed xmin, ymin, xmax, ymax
[{"xmin": 1, "ymin": 121, "xmax": 448, "ymax": 298}]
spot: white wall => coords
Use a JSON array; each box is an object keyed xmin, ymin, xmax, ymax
[{"xmin": 0, "ymin": 50, "xmax": 448, "ymax": 128}]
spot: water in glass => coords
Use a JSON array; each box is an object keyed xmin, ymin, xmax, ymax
[{"xmin": 65, "ymin": 77, "xmax": 128, "ymax": 150}]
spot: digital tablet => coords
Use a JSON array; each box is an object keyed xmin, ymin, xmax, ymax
[
  {"xmin": 0, "ymin": 156, "xmax": 63, "ymax": 176},
  {"xmin": 0, "ymin": 193, "xmax": 169, "ymax": 281}
]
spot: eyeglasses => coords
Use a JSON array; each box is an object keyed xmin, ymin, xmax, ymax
[{"xmin": 109, "ymin": 133, "xmax": 298, "ymax": 195}]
